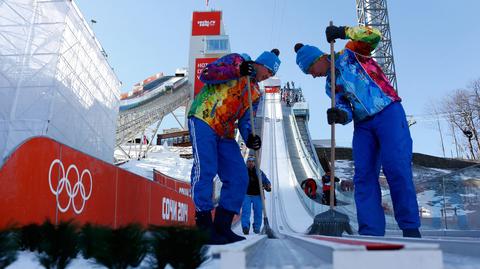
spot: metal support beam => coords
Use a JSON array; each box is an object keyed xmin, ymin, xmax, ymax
[
  {"xmin": 115, "ymin": 82, "xmax": 190, "ymax": 146},
  {"xmin": 137, "ymin": 128, "xmax": 147, "ymax": 160},
  {"xmin": 356, "ymin": 0, "xmax": 399, "ymax": 92},
  {"xmin": 116, "ymin": 145, "xmax": 131, "ymax": 160},
  {"xmin": 143, "ymin": 118, "xmax": 163, "ymax": 158},
  {"xmin": 171, "ymin": 111, "xmax": 185, "ymax": 130}
]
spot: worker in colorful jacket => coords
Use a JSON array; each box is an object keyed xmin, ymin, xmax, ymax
[
  {"xmin": 188, "ymin": 49, "xmax": 281, "ymax": 244},
  {"xmin": 294, "ymin": 25, "xmax": 421, "ymax": 238}
]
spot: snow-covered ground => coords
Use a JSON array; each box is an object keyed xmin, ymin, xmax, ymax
[
  {"xmin": 7, "ymin": 142, "xmax": 477, "ymax": 268},
  {"xmin": 115, "ymin": 144, "xmax": 193, "ymax": 183},
  {"xmin": 333, "ymin": 159, "xmax": 480, "ymax": 230},
  {"xmin": 117, "ymin": 144, "xmax": 480, "ymax": 230},
  {"xmin": 6, "ymin": 251, "xmax": 165, "ymax": 269},
  {"xmin": 6, "ymin": 251, "xmax": 103, "ymax": 269}
]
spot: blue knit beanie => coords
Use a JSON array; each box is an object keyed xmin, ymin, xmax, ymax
[
  {"xmin": 255, "ymin": 49, "xmax": 281, "ymax": 75},
  {"xmin": 240, "ymin": 53, "xmax": 252, "ymax": 61},
  {"xmin": 295, "ymin": 43, "xmax": 325, "ymax": 74}
]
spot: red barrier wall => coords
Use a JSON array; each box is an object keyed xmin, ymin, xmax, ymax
[{"xmin": 0, "ymin": 137, "xmax": 195, "ymax": 229}]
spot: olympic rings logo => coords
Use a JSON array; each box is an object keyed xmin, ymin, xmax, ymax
[{"xmin": 48, "ymin": 159, "xmax": 93, "ymax": 214}]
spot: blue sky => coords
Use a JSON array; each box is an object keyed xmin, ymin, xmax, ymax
[{"xmin": 76, "ymin": 0, "xmax": 480, "ymax": 157}]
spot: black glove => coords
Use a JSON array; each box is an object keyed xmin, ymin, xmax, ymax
[
  {"xmin": 327, "ymin": 108, "xmax": 348, "ymax": 125},
  {"xmin": 246, "ymin": 134, "xmax": 261, "ymax": 150},
  {"xmin": 325, "ymin": 25, "xmax": 346, "ymax": 43},
  {"xmin": 240, "ymin": 61, "xmax": 255, "ymax": 76},
  {"xmin": 263, "ymin": 184, "xmax": 272, "ymax": 192},
  {"xmin": 322, "ymin": 175, "xmax": 340, "ymax": 184}
]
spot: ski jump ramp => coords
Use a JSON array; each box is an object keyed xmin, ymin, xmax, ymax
[
  {"xmin": 261, "ymin": 91, "xmax": 313, "ymax": 233},
  {"xmin": 206, "ymin": 91, "xmax": 451, "ymax": 269},
  {"xmin": 116, "ymin": 76, "xmax": 190, "ymax": 147}
]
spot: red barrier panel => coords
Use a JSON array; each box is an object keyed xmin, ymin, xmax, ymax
[
  {"xmin": 153, "ymin": 169, "xmax": 191, "ymax": 197},
  {"xmin": 0, "ymin": 138, "xmax": 59, "ymax": 227},
  {"xmin": 308, "ymin": 235, "xmax": 404, "ymax": 251},
  {"xmin": 0, "ymin": 137, "xmax": 195, "ymax": 229},
  {"xmin": 116, "ymin": 169, "xmax": 150, "ymax": 227}
]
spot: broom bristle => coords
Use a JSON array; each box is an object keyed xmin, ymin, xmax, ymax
[
  {"xmin": 262, "ymin": 218, "xmax": 277, "ymax": 239},
  {"xmin": 308, "ymin": 209, "xmax": 353, "ymax": 236}
]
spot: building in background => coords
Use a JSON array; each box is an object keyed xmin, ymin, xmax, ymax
[{"xmin": 188, "ymin": 10, "xmax": 231, "ymax": 98}]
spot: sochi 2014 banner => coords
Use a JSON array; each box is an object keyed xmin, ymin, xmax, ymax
[
  {"xmin": 194, "ymin": 57, "xmax": 218, "ymax": 96},
  {"xmin": 191, "ymin": 11, "xmax": 221, "ymax": 36}
]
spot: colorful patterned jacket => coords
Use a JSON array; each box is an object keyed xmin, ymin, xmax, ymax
[
  {"xmin": 327, "ymin": 26, "xmax": 401, "ymax": 123},
  {"xmin": 188, "ymin": 53, "xmax": 261, "ymax": 140}
]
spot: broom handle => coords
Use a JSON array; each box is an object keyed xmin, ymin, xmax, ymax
[
  {"xmin": 329, "ymin": 21, "xmax": 336, "ymax": 210},
  {"xmin": 246, "ymin": 76, "xmax": 268, "ymax": 219}
]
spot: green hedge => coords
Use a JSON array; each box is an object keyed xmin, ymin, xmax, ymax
[{"xmin": 3, "ymin": 220, "xmax": 208, "ymax": 269}]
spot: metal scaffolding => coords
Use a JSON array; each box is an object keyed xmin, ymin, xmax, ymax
[
  {"xmin": 0, "ymin": 0, "xmax": 120, "ymax": 163},
  {"xmin": 115, "ymin": 81, "xmax": 190, "ymax": 147},
  {"xmin": 356, "ymin": 0, "xmax": 398, "ymax": 92}
]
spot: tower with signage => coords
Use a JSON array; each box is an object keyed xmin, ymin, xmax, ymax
[{"xmin": 188, "ymin": 11, "xmax": 231, "ymax": 98}]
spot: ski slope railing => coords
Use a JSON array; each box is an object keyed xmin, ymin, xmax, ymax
[
  {"xmin": 282, "ymin": 102, "xmax": 361, "ymax": 225},
  {"xmin": 419, "ymin": 163, "xmax": 480, "ymax": 230},
  {"xmin": 116, "ymin": 78, "xmax": 190, "ymax": 146},
  {"xmin": 283, "ymin": 109, "xmax": 330, "ymax": 217},
  {"xmin": 296, "ymin": 114, "xmax": 322, "ymax": 167},
  {"xmin": 287, "ymin": 110, "xmax": 322, "ymax": 179}
]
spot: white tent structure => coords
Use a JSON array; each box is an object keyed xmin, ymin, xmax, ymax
[{"xmin": 0, "ymin": 0, "xmax": 121, "ymax": 164}]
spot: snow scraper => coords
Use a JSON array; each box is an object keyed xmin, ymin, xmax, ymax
[
  {"xmin": 308, "ymin": 21, "xmax": 353, "ymax": 237},
  {"xmin": 246, "ymin": 76, "xmax": 277, "ymax": 239}
]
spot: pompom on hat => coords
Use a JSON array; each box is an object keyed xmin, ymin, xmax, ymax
[
  {"xmin": 255, "ymin": 48, "xmax": 281, "ymax": 75},
  {"xmin": 294, "ymin": 43, "xmax": 325, "ymax": 74}
]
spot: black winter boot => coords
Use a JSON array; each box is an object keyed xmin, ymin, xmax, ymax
[
  {"xmin": 402, "ymin": 228, "xmax": 421, "ymax": 238},
  {"xmin": 214, "ymin": 207, "xmax": 246, "ymax": 243},
  {"xmin": 195, "ymin": 210, "xmax": 229, "ymax": 245}
]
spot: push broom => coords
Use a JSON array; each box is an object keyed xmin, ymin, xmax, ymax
[
  {"xmin": 246, "ymin": 75, "xmax": 276, "ymax": 239},
  {"xmin": 308, "ymin": 21, "xmax": 353, "ymax": 236}
]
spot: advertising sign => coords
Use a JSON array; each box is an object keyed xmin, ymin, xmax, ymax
[
  {"xmin": 192, "ymin": 11, "xmax": 221, "ymax": 36},
  {"xmin": 265, "ymin": 86, "xmax": 280, "ymax": 94},
  {"xmin": 194, "ymin": 57, "xmax": 217, "ymax": 96}
]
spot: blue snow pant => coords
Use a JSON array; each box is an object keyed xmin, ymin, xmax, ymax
[
  {"xmin": 188, "ymin": 117, "xmax": 249, "ymax": 214},
  {"xmin": 241, "ymin": 195, "xmax": 262, "ymax": 232},
  {"xmin": 352, "ymin": 102, "xmax": 420, "ymax": 236}
]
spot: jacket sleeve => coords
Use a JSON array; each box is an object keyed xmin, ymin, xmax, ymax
[
  {"xmin": 261, "ymin": 171, "xmax": 271, "ymax": 185},
  {"xmin": 344, "ymin": 26, "xmax": 381, "ymax": 56},
  {"xmin": 238, "ymin": 100, "xmax": 259, "ymax": 142},
  {"xmin": 199, "ymin": 53, "xmax": 244, "ymax": 84},
  {"xmin": 326, "ymin": 78, "xmax": 353, "ymax": 124}
]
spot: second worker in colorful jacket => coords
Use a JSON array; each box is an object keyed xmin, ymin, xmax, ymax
[
  {"xmin": 294, "ymin": 25, "xmax": 421, "ymax": 238},
  {"xmin": 188, "ymin": 49, "xmax": 281, "ymax": 245}
]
